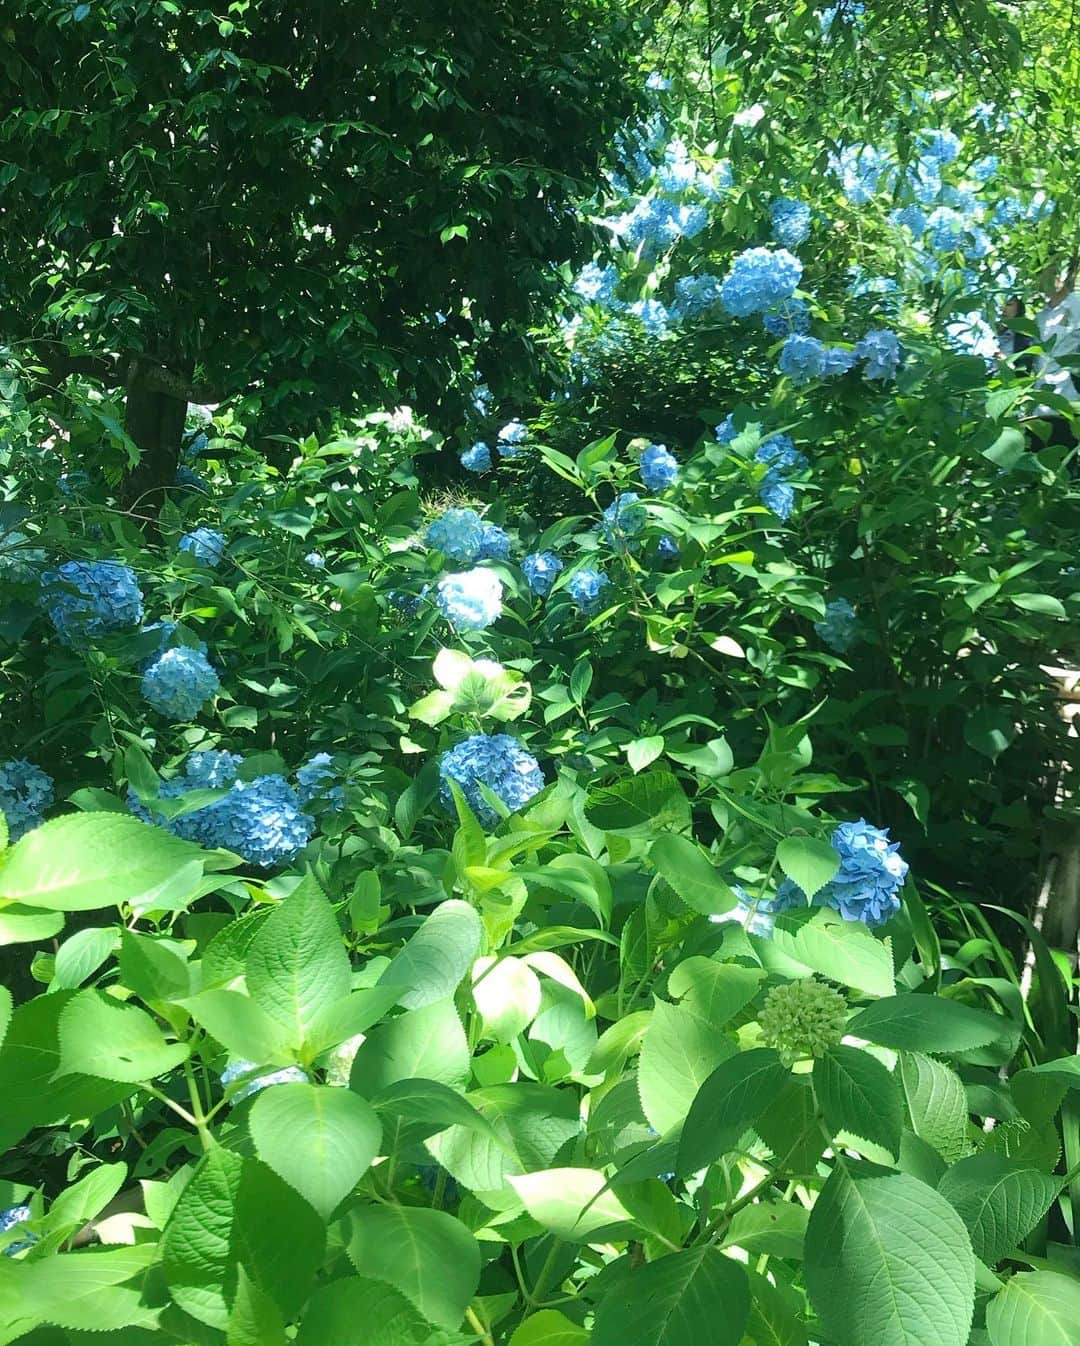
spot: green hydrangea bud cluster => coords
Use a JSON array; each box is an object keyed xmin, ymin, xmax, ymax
[{"xmin": 759, "ymin": 977, "xmax": 848, "ymax": 1066}]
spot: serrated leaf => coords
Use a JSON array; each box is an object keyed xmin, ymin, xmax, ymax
[
  {"xmin": 43, "ymin": 1162, "xmax": 127, "ymax": 1239},
  {"xmin": 593, "ymin": 1246, "xmax": 749, "ymax": 1346},
  {"xmin": 249, "ymin": 1082, "xmax": 382, "ymax": 1219},
  {"xmin": 720, "ymin": 1201, "xmax": 808, "ymax": 1258},
  {"xmin": 649, "ymin": 835, "xmax": 737, "ymax": 916},
  {"xmin": 985, "ymin": 1269, "xmax": 1080, "ymax": 1346},
  {"xmin": 770, "ymin": 910, "xmax": 894, "ymax": 996},
  {"xmin": 53, "ymin": 926, "xmax": 118, "ymax": 989},
  {"xmin": 118, "ymin": 930, "xmax": 190, "ymax": 1001},
  {"xmin": 293, "ymin": 1276, "xmax": 431, "ymax": 1346},
  {"xmin": 509, "ymin": 1168, "xmax": 634, "ymax": 1241},
  {"xmin": 627, "ymin": 736, "xmax": 665, "ymax": 773},
  {"xmin": 776, "ymin": 836, "xmax": 839, "ymax": 899},
  {"xmin": 938, "ymin": 1154, "xmax": 1060, "ymax": 1265},
  {"xmin": 56, "ymin": 990, "xmax": 189, "ymax": 1082},
  {"xmin": 900, "ymin": 1051, "xmax": 970, "ymax": 1163},
  {"xmin": 509, "ymin": 1309, "xmax": 590, "ymax": 1346},
  {"xmin": 814, "ymin": 1046, "xmax": 902, "ymax": 1156},
  {"xmin": 848, "ymin": 995, "xmax": 1014, "ymax": 1054},
  {"xmin": 378, "ymin": 899, "xmax": 483, "ymax": 1009},
  {"xmin": 678, "ymin": 1048, "xmax": 789, "ymax": 1174},
  {"xmin": 666, "ymin": 958, "xmax": 763, "ymax": 1026},
  {"xmin": 162, "ymin": 1147, "xmax": 243, "ymax": 1329},
  {"xmin": 805, "ymin": 1166, "xmax": 975, "ymax": 1346},
  {"xmin": 183, "ymin": 988, "xmax": 293, "ymax": 1063},
  {"xmin": 638, "ymin": 1000, "xmax": 736, "ymax": 1134},
  {"xmin": 350, "ymin": 999, "xmax": 470, "ymax": 1096},
  {"xmin": 586, "ymin": 771, "xmax": 690, "ymax": 834},
  {"xmin": 373, "ymin": 1078, "xmax": 502, "ymax": 1140}
]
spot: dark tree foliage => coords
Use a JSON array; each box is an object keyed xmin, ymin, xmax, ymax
[{"xmin": 0, "ymin": 1, "xmax": 652, "ymax": 501}]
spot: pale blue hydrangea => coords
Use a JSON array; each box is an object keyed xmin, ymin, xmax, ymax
[
  {"xmin": 574, "ymin": 263, "xmax": 620, "ymax": 306},
  {"xmin": 964, "ymin": 226, "xmax": 993, "ymax": 261},
  {"xmin": 774, "ymin": 819, "xmax": 908, "ymax": 927},
  {"xmin": 645, "ymin": 71, "xmax": 670, "ymax": 91},
  {"xmin": 0, "ymin": 760, "xmax": 54, "ymax": 842},
  {"xmin": 947, "ymin": 311, "xmax": 998, "ymax": 359},
  {"xmin": 438, "ymin": 733, "xmax": 544, "ymax": 827},
  {"xmin": 822, "ymin": 346, "xmax": 857, "ymax": 376},
  {"xmin": 521, "ymin": 551, "xmax": 563, "ymax": 597},
  {"xmin": 640, "ymin": 444, "xmax": 679, "ymax": 491},
  {"xmin": 698, "ymin": 161, "xmax": 733, "ymax": 200},
  {"xmin": 927, "ymin": 206, "xmax": 967, "ymax": 252},
  {"xmin": 221, "ymin": 1059, "xmax": 307, "ymax": 1103},
  {"xmin": 141, "ymin": 647, "xmax": 219, "ymax": 720},
  {"xmin": 630, "ymin": 298, "xmax": 670, "ymax": 335},
  {"xmin": 991, "ymin": 197, "xmax": 1024, "ymax": 230},
  {"xmin": 763, "ymin": 297, "xmax": 810, "ymax": 337},
  {"xmin": 919, "ymin": 128, "xmax": 962, "ymax": 166},
  {"xmin": 709, "ymin": 884, "xmax": 786, "ymax": 938},
  {"xmin": 820, "ymin": 1, "xmax": 865, "ymax": 33},
  {"xmin": 830, "ymin": 145, "xmax": 891, "ymax": 204},
  {"xmin": 497, "ymin": 421, "xmax": 528, "ymax": 458},
  {"xmin": 41, "ymin": 560, "xmax": 144, "ymax": 646},
  {"xmin": 461, "ymin": 442, "xmax": 492, "ymax": 473},
  {"xmin": 714, "ymin": 415, "xmax": 737, "ymax": 445},
  {"xmin": 856, "ymin": 329, "xmax": 903, "ymax": 380},
  {"xmin": 655, "ymin": 535, "xmax": 680, "ymax": 563},
  {"xmin": 426, "ymin": 508, "xmax": 485, "ymax": 564},
  {"xmin": 720, "ymin": 248, "xmax": 803, "ymax": 317},
  {"xmin": 756, "ymin": 436, "xmax": 807, "ymax": 521},
  {"xmin": 296, "ymin": 752, "xmax": 345, "ymax": 810},
  {"xmin": 657, "ymin": 155, "xmax": 697, "ymax": 195},
  {"xmin": 941, "ymin": 185, "xmax": 980, "ymax": 216},
  {"xmin": 566, "ymin": 568, "xmax": 611, "ymax": 614},
  {"xmin": 477, "ymin": 524, "xmax": 511, "ymax": 562},
  {"xmin": 602, "ymin": 492, "xmax": 647, "ymax": 544},
  {"xmin": 671, "ymin": 273, "xmax": 723, "ymax": 319},
  {"xmin": 970, "ymin": 154, "xmax": 998, "ymax": 183},
  {"xmin": 178, "ymin": 527, "xmax": 227, "ymax": 567},
  {"xmin": 184, "ymin": 750, "xmax": 242, "ymax": 788},
  {"xmin": 890, "ymin": 204, "xmax": 927, "ymax": 236},
  {"xmin": 779, "ymin": 334, "xmax": 828, "ymax": 384},
  {"xmin": 436, "ymin": 569, "xmax": 503, "ymax": 630},
  {"xmin": 815, "ymin": 597, "xmax": 858, "ymax": 651},
  {"xmin": 0, "ymin": 1205, "xmax": 35, "ymax": 1256},
  {"xmin": 304, "ymin": 551, "xmax": 326, "ymax": 569},
  {"xmin": 175, "ymin": 465, "xmax": 211, "ymax": 493},
  {"xmin": 770, "ymin": 198, "xmax": 811, "ymax": 249}
]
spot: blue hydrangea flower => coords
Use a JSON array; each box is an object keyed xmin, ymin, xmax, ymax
[
  {"xmin": 779, "ymin": 334, "xmax": 828, "ymax": 384},
  {"xmin": 815, "ymin": 597, "xmax": 858, "ymax": 651},
  {"xmin": 822, "ymin": 346, "xmax": 857, "ymax": 376},
  {"xmin": 184, "ymin": 750, "xmax": 242, "ymax": 788},
  {"xmin": 304, "ymin": 551, "xmax": 326, "ymax": 570},
  {"xmin": 756, "ymin": 436, "xmax": 807, "ymax": 521},
  {"xmin": 461, "ymin": 442, "xmax": 492, "ymax": 473},
  {"xmin": 774, "ymin": 819, "xmax": 908, "ymax": 927},
  {"xmin": 630, "ymin": 298, "xmax": 669, "ymax": 335},
  {"xmin": 991, "ymin": 197, "xmax": 1024, "ymax": 230},
  {"xmin": 296, "ymin": 752, "xmax": 345, "ymax": 810},
  {"xmin": 521, "ymin": 551, "xmax": 563, "ymax": 597},
  {"xmin": 763, "ymin": 297, "xmax": 810, "ymax": 337},
  {"xmin": 436, "ymin": 569, "xmax": 503, "ymax": 630},
  {"xmin": 770, "ymin": 198, "xmax": 811, "ymax": 249},
  {"xmin": 829, "ymin": 145, "xmax": 891, "ymax": 204},
  {"xmin": 0, "ymin": 760, "xmax": 54, "ymax": 842},
  {"xmin": 476, "ymin": 524, "xmax": 511, "ymax": 562},
  {"xmin": 698, "ymin": 161, "xmax": 733, "ymax": 199},
  {"xmin": 212, "ymin": 775, "xmax": 313, "ymax": 867},
  {"xmin": 720, "ymin": 248, "xmax": 803, "ymax": 317},
  {"xmin": 41, "ymin": 560, "xmax": 144, "ymax": 646},
  {"xmin": 927, "ymin": 206, "xmax": 967, "ymax": 252},
  {"xmin": 654, "ymin": 535, "xmax": 680, "ymax": 564},
  {"xmin": 856, "ymin": 329, "xmax": 903, "ymax": 380},
  {"xmin": 645, "ymin": 71, "xmax": 670, "ymax": 90},
  {"xmin": 221, "ymin": 1059, "xmax": 307, "ymax": 1103},
  {"xmin": 178, "ymin": 528, "xmax": 227, "ymax": 567},
  {"xmin": 760, "ymin": 481, "xmax": 795, "ymax": 519},
  {"xmin": 175, "ymin": 465, "xmax": 211, "ymax": 493},
  {"xmin": 715, "ymin": 415, "xmax": 738, "ymax": 445},
  {"xmin": 141, "ymin": 647, "xmax": 219, "ymax": 720},
  {"xmin": 425, "ymin": 508, "xmax": 485, "ymax": 564},
  {"xmin": 602, "ymin": 492, "xmax": 647, "ymax": 545},
  {"xmin": 890, "ymin": 204, "xmax": 927, "ymax": 236},
  {"xmin": 640, "ymin": 444, "xmax": 679, "ymax": 491},
  {"xmin": 0, "ymin": 1205, "xmax": 35, "ymax": 1257},
  {"xmin": 671, "ymin": 273, "xmax": 723, "ymax": 320},
  {"xmin": 919, "ymin": 128, "xmax": 962, "ymax": 166},
  {"xmin": 58, "ymin": 470, "xmax": 92, "ymax": 497},
  {"xmin": 566, "ymin": 568, "xmax": 611, "ymax": 614},
  {"xmin": 497, "ymin": 421, "xmax": 528, "ymax": 458},
  {"xmin": 574, "ymin": 263, "xmax": 620, "ymax": 306},
  {"xmin": 709, "ymin": 884, "xmax": 788, "ymax": 938},
  {"xmin": 438, "ymin": 733, "xmax": 544, "ymax": 827},
  {"xmin": 970, "ymin": 154, "xmax": 998, "ymax": 183}
]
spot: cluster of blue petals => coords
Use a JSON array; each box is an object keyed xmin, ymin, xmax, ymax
[
  {"xmin": 815, "ymin": 598, "xmax": 858, "ymax": 651},
  {"xmin": 41, "ymin": 560, "xmax": 144, "ymax": 646},
  {"xmin": 720, "ymin": 248, "xmax": 803, "ymax": 317},
  {"xmin": 775, "ymin": 819, "xmax": 908, "ymax": 927},
  {"xmin": 141, "ymin": 647, "xmax": 219, "ymax": 720},
  {"xmin": 640, "ymin": 444, "xmax": 679, "ymax": 491},
  {"xmin": 178, "ymin": 528, "xmax": 227, "ymax": 567},
  {"xmin": 521, "ymin": 552, "xmax": 564, "ymax": 597},
  {"xmin": 426, "ymin": 508, "xmax": 486, "ymax": 564},
  {"xmin": 436, "ymin": 569, "xmax": 503, "ymax": 630},
  {"xmin": 0, "ymin": 759, "xmax": 55, "ymax": 842},
  {"xmin": 438, "ymin": 733, "xmax": 544, "ymax": 827}
]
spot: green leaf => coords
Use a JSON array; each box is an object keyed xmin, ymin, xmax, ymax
[
  {"xmin": 805, "ymin": 1166, "xmax": 975, "ymax": 1346},
  {"xmin": 638, "ymin": 1000, "xmax": 736, "ymax": 1134},
  {"xmin": 378, "ymin": 898, "xmax": 483, "ymax": 1009},
  {"xmin": 938, "ymin": 1154, "xmax": 1060, "ymax": 1265},
  {"xmin": 899, "ymin": 1051, "xmax": 970, "ymax": 1163},
  {"xmin": 184, "ymin": 988, "xmax": 293, "ymax": 1063},
  {"xmin": 53, "ymin": 926, "xmax": 118, "ymax": 989},
  {"xmin": 720, "ymin": 1201, "xmax": 808, "ymax": 1258},
  {"xmin": 0, "ymin": 986, "xmax": 10, "ymax": 1052},
  {"xmin": 666, "ymin": 958, "xmax": 764, "ymax": 1026},
  {"xmin": 246, "ymin": 874, "xmax": 351, "ymax": 1049},
  {"xmin": 0, "ymin": 814, "xmax": 206, "ymax": 911},
  {"xmin": 985, "ymin": 1269, "xmax": 1080, "ymax": 1346},
  {"xmin": 162, "ymin": 1147, "xmax": 244, "ymax": 1329},
  {"xmin": 0, "ymin": 903, "xmax": 64, "ymax": 946},
  {"xmin": 350, "ymin": 999, "xmax": 470, "ymax": 1095},
  {"xmin": 472, "ymin": 955, "xmax": 542, "ymax": 1043},
  {"xmin": 678, "ymin": 1048, "xmax": 789, "ymax": 1174},
  {"xmin": 593, "ymin": 1246, "xmax": 750, "ymax": 1346},
  {"xmin": 1009, "ymin": 593, "xmax": 1066, "ymax": 618},
  {"xmin": 510, "ymin": 1309, "xmax": 590, "ymax": 1346},
  {"xmin": 963, "ymin": 710, "xmax": 1017, "ymax": 762},
  {"xmin": 508, "ymin": 1167, "xmax": 634, "ymax": 1241},
  {"xmin": 249, "ymin": 1082, "xmax": 381, "ymax": 1219},
  {"xmin": 56, "ymin": 990, "xmax": 189, "ymax": 1082},
  {"xmin": 586, "ymin": 770, "xmax": 691, "ymax": 834},
  {"xmin": 118, "ymin": 930, "xmax": 190, "ymax": 1001},
  {"xmin": 233, "ymin": 1157, "xmax": 326, "ymax": 1318},
  {"xmin": 42, "ymin": 1162, "xmax": 128, "ymax": 1239},
  {"xmin": 227, "ymin": 1266, "xmax": 287, "ymax": 1346},
  {"xmin": 373, "ymin": 1078, "xmax": 502, "ymax": 1140},
  {"xmin": 0, "ymin": 1245, "xmax": 158, "ymax": 1338},
  {"xmin": 649, "ymin": 835, "xmax": 737, "ymax": 916},
  {"xmin": 847, "ymin": 995, "xmax": 1014, "ymax": 1054},
  {"xmin": 776, "ymin": 836, "xmax": 839, "ymax": 899},
  {"xmin": 294, "ymin": 1277, "xmax": 431, "ymax": 1346},
  {"xmin": 768, "ymin": 910, "xmax": 895, "ymax": 996},
  {"xmin": 627, "ymin": 736, "xmax": 665, "ymax": 773},
  {"xmin": 345, "ymin": 1205, "xmax": 481, "ymax": 1329},
  {"xmin": 302, "ymin": 986, "xmax": 401, "ymax": 1058},
  {"xmin": 1010, "ymin": 1058, "xmax": 1080, "ymax": 1124},
  {"xmin": 745, "ymin": 1269, "xmax": 809, "ymax": 1346},
  {"xmin": 814, "ymin": 1046, "xmax": 902, "ymax": 1156}
]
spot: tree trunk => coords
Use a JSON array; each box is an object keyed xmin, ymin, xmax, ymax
[{"xmin": 120, "ymin": 362, "xmax": 189, "ymax": 516}]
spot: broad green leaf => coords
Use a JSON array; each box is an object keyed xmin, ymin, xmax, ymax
[
  {"xmin": 227, "ymin": 1266, "xmax": 287, "ymax": 1346},
  {"xmin": 847, "ymin": 994, "xmax": 1015, "ymax": 1054},
  {"xmin": 720, "ymin": 1201, "xmax": 808, "ymax": 1258},
  {"xmin": 593, "ymin": 1246, "xmax": 749, "ymax": 1346},
  {"xmin": 638, "ymin": 1000, "xmax": 737, "ymax": 1134},
  {"xmin": 814, "ymin": 1046, "xmax": 901, "ymax": 1156},
  {"xmin": 43, "ymin": 1162, "xmax": 127, "ymax": 1239},
  {"xmin": 246, "ymin": 874, "xmax": 351, "ymax": 1049},
  {"xmin": 472, "ymin": 955, "xmax": 542, "ymax": 1043},
  {"xmin": 1009, "ymin": 1058, "xmax": 1080, "ymax": 1124},
  {"xmin": 118, "ymin": 930, "xmax": 190, "ymax": 1002},
  {"xmin": 985, "ymin": 1269, "xmax": 1080, "ymax": 1346},
  {"xmin": 303, "ymin": 986, "xmax": 401, "ymax": 1058},
  {"xmin": 745, "ymin": 1268, "xmax": 809, "ymax": 1346},
  {"xmin": 899, "ymin": 1052, "xmax": 970, "ymax": 1163},
  {"xmin": 373, "ymin": 1078, "xmax": 503, "ymax": 1140},
  {"xmin": 649, "ymin": 834, "xmax": 737, "ymax": 916},
  {"xmin": 510, "ymin": 1309, "xmax": 590, "ymax": 1346},
  {"xmin": 379, "ymin": 899, "xmax": 483, "ymax": 1010},
  {"xmin": 938, "ymin": 1154, "xmax": 1060, "ymax": 1264},
  {"xmin": 586, "ymin": 770, "xmax": 691, "ymax": 834},
  {"xmin": 0, "ymin": 903, "xmax": 64, "ymax": 946},
  {"xmin": 1009, "ymin": 593, "xmax": 1066, "ymax": 618},
  {"xmin": 0, "ymin": 986, "xmax": 11, "ymax": 1052},
  {"xmin": 162, "ymin": 1147, "xmax": 244, "ymax": 1329},
  {"xmin": 805, "ymin": 1166, "xmax": 975, "ymax": 1346},
  {"xmin": 678, "ymin": 1048, "xmax": 789, "ymax": 1174},
  {"xmin": 776, "ymin": 836, "xmax": 839, "ymax": 899},
  {"xmin": 56, "ymin": 990, "xmax": 189, "ymax": 1082},
  {"xmin": 294, "ymin": 1276, "xmax": 431, "ymax": 1346},
  {"xmin": 0, "ymin": 1244, "xmax": 157, "ymax": 1339},
  {"xmin": 53, "ymin": 926, "xmax": 118, "ymax": 989},
  {"xmin": 509, "ymin": 1167, "xmax": 634, "ymax": 1241},
  {"xmin": 345, "ymin": 1205, "xmax": 481, "ymax": 1329},
  {"xmin": 769, "ymin": 910, "xmax": 894, "ymax": 997},
  {"xmin": 0, "ymin": 814, "xmax": 206, "ymax": 911},
  {"xmin": 626, "ymin": 736, "xmax": 665, "ymax": 773},
  {"xmin": 183, "ymin": 989, "xmax": 293, "ymax": 1064},
  {"xmin": 964, "ymin": 709, "xmax": 1017, "ymax": 762},
  {"xmin": 232, "ymin": 1158, "xmax": 325, "ymax": 1317},
  {"xmin": 350, "ymin": 999, "xmax": 470, "ymax": 1095},
  {"xmin": 249, "ymin": 1082, "xmax": 381, "ymax": 1219},
  {"xmin": 667, "ymin": 957, "xmax": 763, "ymax": 1025}
]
